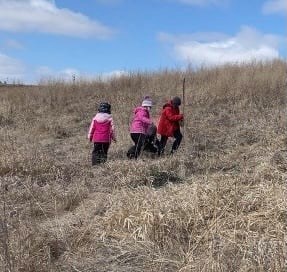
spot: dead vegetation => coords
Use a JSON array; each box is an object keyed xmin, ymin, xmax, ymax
[{"xmin": 0, "ymin": 60, "xmax": 286, "ymax": 271}]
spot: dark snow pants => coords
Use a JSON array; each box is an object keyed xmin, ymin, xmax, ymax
[
  {"xmin": 92, "ymin": 142, "xmax": 110, "ymax": 165},
  {"xmin": 127, "ymin": 133, "xmax": 146, "ymax": 159},
  {"xmin": 158, "ymin": 129, "xmax": 183, "ymax": 155}
]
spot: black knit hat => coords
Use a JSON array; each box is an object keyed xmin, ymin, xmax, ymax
[
  {"xmin": 98, "ymin": 102, "xmax": 111, "ymax": 114},
  {"xmin": 172, "ymin": 96, "xmax": 181, "ymax": 107}
]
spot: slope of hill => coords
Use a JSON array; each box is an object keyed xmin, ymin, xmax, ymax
[{"xmin": 0, "ymin": 60, "xmax": 286, "ymax": 271}]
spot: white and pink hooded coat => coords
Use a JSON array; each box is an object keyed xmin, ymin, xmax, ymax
[{"xmin": 88, "ymin": 112, "xmax": 116, "ymax": 143}]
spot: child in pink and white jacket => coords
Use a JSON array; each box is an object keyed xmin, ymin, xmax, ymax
[
  {"xmin": 127, "ymin": 96, "xmax": 153, "ymax": 159},
  {"xmin": 88, "ymin": 102, "xmax": 116, "ymax": 165}
]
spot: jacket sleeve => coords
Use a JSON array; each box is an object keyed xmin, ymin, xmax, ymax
[
  {"xmin": 164, "ymin": 107, "xmax": 183, "ymax": 122},
  {"xmin": 88, "ymin": 119, "xmax": 96, "ymax": 141},
  {"xmin": 138, "ymin": 111, "xmax": 152, "ymax": 125}
]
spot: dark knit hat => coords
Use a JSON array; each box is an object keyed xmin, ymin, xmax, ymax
[
  {"xmin": 172, "ymin": 96, "xmax": 181, "ymax": 107},
  {"xmin": 98, "ymin": 102, "xmax": 111, "ymax": 114}
]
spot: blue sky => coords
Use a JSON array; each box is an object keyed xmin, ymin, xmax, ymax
[{"xmin": 0, "ymin": 0, "xmax": 286, "ymax": 83}]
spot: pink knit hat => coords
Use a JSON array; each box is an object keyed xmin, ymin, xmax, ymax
[{"xmin": 142, "ymin": 96, "xmax": 153, "ymax": 107}]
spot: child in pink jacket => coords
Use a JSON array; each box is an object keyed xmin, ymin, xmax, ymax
[
  {"xmin": 88, "ymin": 102, "xmax": 116, "ymax": 165},
  {"xmin": 127, "ymin": 96, "xmax": 153, "ymax": 159}
]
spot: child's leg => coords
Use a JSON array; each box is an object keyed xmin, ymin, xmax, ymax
[
  {"xmin": 158, "ymin": 135, "xmax": 168, "ymax": 155},
  {"xmin": 171, "ymin": 129, "xmax": 183, "ymax": 153},
  {"xmin": 131, "ymin": 133, "xmax": 145, "ymax": 159},
  {"xmin": 143, "ymin": 135, "xmax": 152, "ymax": 151},
  {"xmin": 101, "ymin": 143, "xmax": 110, "ymax": 163},
  {"xmin": 127, "ymin": 133, "xmax": 138, "ymax": 159},
  {"xmin": 92, "ymin": 143, "xmax": 102, "ymax": 165},
  {"xmin": 127, "ymin": 146, "xmax": 136, "ymax": 159},
  {"xmin": 92, "ymin": 143, "xmax": 110, "ymax": 165}
]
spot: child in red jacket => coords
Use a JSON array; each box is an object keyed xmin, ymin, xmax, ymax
[{"xmin": 157, "ymin": 96, "xmax": 183, "ymax": 155}]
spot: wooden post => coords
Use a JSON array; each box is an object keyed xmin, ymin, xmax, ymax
[{"xmin": 179, "ymin": 77, "xmax": 186, "ymax": 179}]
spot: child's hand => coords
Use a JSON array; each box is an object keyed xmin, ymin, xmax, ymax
[{"xmin": 179, "ymin": 120, "xmax": 184, "ymax": 127}]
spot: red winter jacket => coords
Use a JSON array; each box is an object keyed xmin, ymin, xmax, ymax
[{"xmin": 157, "ymin": 101, "xmax": 183, "ymax": 137}]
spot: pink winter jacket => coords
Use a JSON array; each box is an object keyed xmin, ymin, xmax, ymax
[
  {"xmin": 130, "ymin": 106, "xmax": 152, "ymax": 135},
  {"xmin": 88, "ymin": 113, "xmax": 116, "ymax": 143}
]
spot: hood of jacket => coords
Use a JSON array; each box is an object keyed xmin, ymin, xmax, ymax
[
  {"xmin": 163, "ymin": 101, "xmax": 173, "ymax": 109},
  {"xmin": 134, "ymin": 106, "xmax": 149, "ymax": 115},
  {"xmin": 94, "ymin": 112, "xmax": 112, "ymax": 123}
]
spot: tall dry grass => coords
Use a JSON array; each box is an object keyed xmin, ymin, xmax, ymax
[{"xmin": 0, "ymin": 60, "xmax": 286, "ymax": 271}]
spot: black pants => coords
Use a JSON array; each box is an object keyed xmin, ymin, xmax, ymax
[
  {"xmin": 127, "ymin": 133, "xmax": 146, "ymax": 159},
  {"xmin": 92, "ymin": 142, "xmax": 110, "ymax": 165},
  {"xmin": 158, "ymin": 129, "xmax": 183, "ymax": 155}
]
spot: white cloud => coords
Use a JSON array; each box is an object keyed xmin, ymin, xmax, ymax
[
  {"xmin": 158, "ymin": 26, "xmax": 282, "ymax": 67},
  {"xmin": 101, "ymin": 70, "xmax": 129, "ymax": 80},
  {"xmin": 262, "ymin": 0, "xmax": 287, "ymax": 14},
  {"xmin": 0, "ymin": 52, "xmax": 25, "ymax": 80},
  {"xmin": 36, "ymin": 66, "xmax": 79, "ymax": 81},
  {"xmin": 0, "ymin": 0, "xmax": 114, "ymax": 38},
  {"xmin": 59, "ymin": 68, "xmax": 79, "ymax": 79},
  {"xmin": 36, "ymin": 66, "xmax": 128, "ymax": 83},
  {"xmin": 158, "ymin": 32, "xmax": 229, "ymax": 43}
]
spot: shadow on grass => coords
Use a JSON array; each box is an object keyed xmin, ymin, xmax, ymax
[{"xmin": 148, "ymin": 170, "xmax": 182, "ymax": 188}]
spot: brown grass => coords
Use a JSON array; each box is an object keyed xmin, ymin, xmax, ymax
[{"xmin": 0, "ymin": 60, "xmax": 286, "ymax": 271}]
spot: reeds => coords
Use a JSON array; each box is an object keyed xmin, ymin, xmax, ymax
[{"xmin": 0, "ymin": 60, "xmax": 286, "ymax": 271}]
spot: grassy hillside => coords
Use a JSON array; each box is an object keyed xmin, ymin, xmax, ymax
[{"xmin": 0, "ymin": 60, "xmax": 286, "ymax": 271}]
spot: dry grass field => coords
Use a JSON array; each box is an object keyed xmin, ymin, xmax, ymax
[{"xmin": 0, "ymin": 60, "xmax": 286, "ymax": 271}]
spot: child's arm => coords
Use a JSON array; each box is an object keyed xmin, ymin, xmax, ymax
[
  {"xmin": 165, "ymin": 107, "xmax": 183, "ymax": 122},
  {"xmin": 138, "ymin": 111, "xmax": 153, "ymax": 125},
  {"xmin": 88, "ymin": 119, "xmax": 96, "ymax": 141}
]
